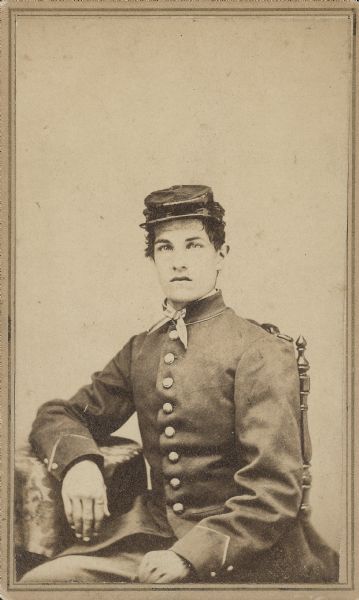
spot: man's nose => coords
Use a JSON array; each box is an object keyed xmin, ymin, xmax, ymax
[{"xmin": 171, "ymin": 250, "xmax": 188, "ymax": 270}]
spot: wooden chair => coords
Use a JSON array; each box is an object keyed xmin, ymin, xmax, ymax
[
  {"xmin": 296, "ymin": 335, "xmax": 312, "ymax": 518},
  {"xmin": 258, "ymin": 322, "xmax": 312, "ymax": 518}
]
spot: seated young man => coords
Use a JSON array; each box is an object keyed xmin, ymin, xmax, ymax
[{"xmin": 21, "ymin": 185, "xmax": 338, "ymax": 584}]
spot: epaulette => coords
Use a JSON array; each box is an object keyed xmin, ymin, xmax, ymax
[
  {"xmin": 275, "ymin": 332, "xmax": 294, "ymax": 343},
  {"xmin": 247, "ymin": 319, "xmax": 293, "ymax": 342}
]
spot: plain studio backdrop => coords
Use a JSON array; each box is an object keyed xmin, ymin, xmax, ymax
[{"xmin": 14, "ymin": 12, "xmax": 351, "ymax": 573}]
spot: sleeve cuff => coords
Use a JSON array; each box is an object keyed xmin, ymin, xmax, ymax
[
  {"xmin": 170, "ymin": 524, "xmax": 231, "ymax": 580},
  {"xmin": 45, "ymin": 433, "xmax": 103, "ymax": 481}
]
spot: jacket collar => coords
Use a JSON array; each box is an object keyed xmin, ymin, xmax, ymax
[
  {"xmin": 148, "ymin": 290, "xmax": 227, "ymax": 335},
  {"xmin": 183, "ymin": 290, "xmax": 227, "ymax": 324}
]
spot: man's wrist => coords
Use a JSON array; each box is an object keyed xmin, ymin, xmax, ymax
[
  {"xmin": 62, "ymin": 454, "xmax": 104, "ymax": 478},
  {"xmin": 169, "ymin": 551, "xmax": 197, "ymax": 578}
]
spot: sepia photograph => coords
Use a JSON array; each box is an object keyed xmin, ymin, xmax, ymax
[{"xmin": 0, "ymin": 1, "xmax": 357, "ymax": 598}]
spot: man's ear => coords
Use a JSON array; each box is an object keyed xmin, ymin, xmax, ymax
[{"xmin": 216, "ymin": 244, "xmax": 230, "ymax": 270}]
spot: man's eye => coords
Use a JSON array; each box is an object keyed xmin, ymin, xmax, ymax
[
  {"xmin": 157, "ymin": 245, "xmax": 172, "ymax": 252},
  {"xmin": 187, "ymin": 242, "xmax": 203, "ymax": 249}
]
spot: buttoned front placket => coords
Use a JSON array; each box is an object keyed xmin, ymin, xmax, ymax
[{"xmin": 155, "ymin": 322, "xmax": 188, "ymax": 518}]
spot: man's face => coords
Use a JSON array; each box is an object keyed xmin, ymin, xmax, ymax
[{"xmin": 152, "ymin": 218, "xmax": 228, "ymax": 309}]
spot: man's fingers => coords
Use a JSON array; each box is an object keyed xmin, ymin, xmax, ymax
[
  {"xmin": 137, "ymin": 565, "xmax": 147, "ymax": 583},
  {"xmin": 155, "ymin": 572, "xmax": 179, "ymax": 584},
  {"xmin": 93, "ymin": 496, "xmax": 105, "ymax": 534},
  {"xmin": 103, "ymin": 490, "xmax": 110, "ymax": 518},
  {"xmin": 93, "ymin": 487, "xmax": 110, "ymax": 534},
  {"xmin": 62, "ymin": 493, "xmax": 74, "ymax": 528},
  {"xmin": 138, "ymin": 558, "xmax": 152, "ymax": 583},
  {"xmin": 143, "ymin": 568, "xmax": 163, "ymax": 584},
  {"xmin": 72, "ymin": 497, "xmax": 83, "ymax": 539},
  {"xmin": 82, "ymin": 497, "xmax": 94, "ymax": 541},
  {"xmin": 138, "ymin": 555, "xmax": 167, "ymax": 583},
  {"xmin": 137, "ymin": 551, "xmax": 191, "ymax": 583}
]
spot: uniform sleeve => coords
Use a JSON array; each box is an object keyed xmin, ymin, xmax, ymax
[
  {"xmin": 171, "ymin": 334, "xmax": 303, "ymax": 579},
  {"xmin": 29, "ymin": 336, "xmax": 136, "ymax": 481}
]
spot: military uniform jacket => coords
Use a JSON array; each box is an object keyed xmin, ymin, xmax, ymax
[{"xmin": 29, "ymin": 292, "xmax": 338, "ymax": 583}]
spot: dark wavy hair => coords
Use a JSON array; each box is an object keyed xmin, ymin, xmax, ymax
[{"xmin": 144, "ymin": 216, "xmax": 226, "ymax": 258}]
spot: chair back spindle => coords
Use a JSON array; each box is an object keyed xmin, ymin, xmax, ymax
[{"xmin": 296, "ymin": 335, "xmax": 312, "ymax": 518}]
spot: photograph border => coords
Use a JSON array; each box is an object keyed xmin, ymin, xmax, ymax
[{"xmin": 1, "ymin": 1, "xmax": 357, "ymax": 598}]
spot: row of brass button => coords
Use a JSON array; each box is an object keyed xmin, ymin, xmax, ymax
[
  {"xmin": 163, "ymin": 339, "xmax": 182, "ymax": 513},
  {"xmin": 163, "ymin": 376, "xmax": 235, "ymax": 578}
]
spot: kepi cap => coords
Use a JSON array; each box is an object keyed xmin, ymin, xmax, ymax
[{"xmin": 140, "ymin": 185, "xmax": 224, "ymax": 229}]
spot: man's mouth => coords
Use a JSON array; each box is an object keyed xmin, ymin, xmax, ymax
[{"xmin": 170, "ymin": 277, "xmax": 192, "ymax": 282}]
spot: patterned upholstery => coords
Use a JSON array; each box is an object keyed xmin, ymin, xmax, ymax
[{"xmin": 15, "ymin": 437, "xmax": 147, "ymax": 573}]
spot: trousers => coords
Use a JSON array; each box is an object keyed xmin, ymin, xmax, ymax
[{"xmin": 20, "ymin": 534, "xmax": 178, "ymax": 584}]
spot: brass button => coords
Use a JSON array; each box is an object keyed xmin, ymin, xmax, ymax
[
  {"xmin": 227, "ymin": 565, "xmax": 234, "ymax": 572},
  {"xmin": 168, "ymin": 451, "xmax": 179, "ymax": 463},
  {"xmin": 163, "ymin": 402, "xmax": 173, "ymax": 414},
  {"xmin": 162, "ymin": 377, "xmax": 173, "ymax": 389},
  {"xmin": 165, "ymin": 426, "xmax": 175, "ymax": 438},
  {"xmin": 210, "ymin": 571, "xmax": 217, "ymax": 578},
  {"xmin": 173, "ymin": 502, "xmax": 184, "ymax": 514},
  {"xmin": 164, "ymin": 353, "xmax": 175, "ymax": 365},
  {"xmin": 51, "ymin": 463, "xmax": 58, "ymax": 470},
  {"xmin": 43, "ymin": 458, "xmax": 48, "ymax": 465},
  {"xmin": 169, "ymin": 330, "xmax": 179, "ymax": 340},
  {"xmin": 170, "ymin": 477, "xmax": 181, "ymax": 489}
]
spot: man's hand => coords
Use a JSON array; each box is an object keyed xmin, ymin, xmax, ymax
[
  {"xmin": 137, "ymin": 550, "xmax": 191, "ymax": 583},
  {"xmin": 61, "ymin": 459, "xmax": 110, "ymax": 541}
]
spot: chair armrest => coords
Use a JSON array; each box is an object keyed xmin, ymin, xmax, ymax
[{"xmin": 15, "ymin": 436, "xmax": 147, "ymax": 559}]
